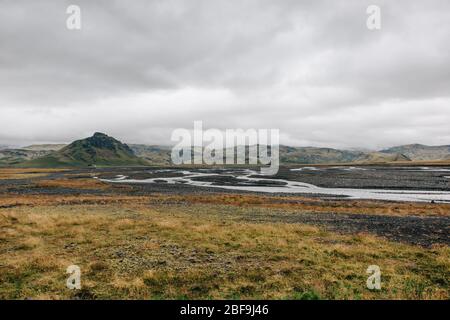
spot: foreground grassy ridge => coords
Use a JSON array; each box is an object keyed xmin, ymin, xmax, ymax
[
  {"xmin": 0, "ymin": 201, "xmax": 448, "ymax": 300},
  {"xmin": 2, "ymin": 191, "xmax": 449, "ymax": 218}
]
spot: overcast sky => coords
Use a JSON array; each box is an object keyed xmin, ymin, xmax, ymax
[{"xmin": 0, "ymin": 0, "xmax": 449, "ymax": 149}]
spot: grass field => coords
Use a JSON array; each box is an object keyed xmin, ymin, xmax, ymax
[
  {"xmin": 0, "ymin": 169, "xmax": 449, "ymax": 300},
  {"xmin": 0, "ymin": 198, "xmax": 448, "ymax": 299}
]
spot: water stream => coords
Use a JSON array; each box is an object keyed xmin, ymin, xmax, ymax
[{"xmin": 100, "ymin": 168, "xmax": 450, "ymax": 203}]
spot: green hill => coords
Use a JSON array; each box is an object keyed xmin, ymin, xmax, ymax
[
  {"xmin": 279, "ymin": 146, "xmax": 364, "ymax": 164},
  {"xmin": 381, "ymin": 144, "xmax": 450, "ymax": 161},
  {"xmin": 355, "ymin": 152, "xmax": 411, "ymax": 163},
  {"xmin": 20, "ymin": 132, "xmax": 149, "ymax": 167},
  {"xmin": 129, "ymin": 144, "xmax": 172, "ymax": 165}
]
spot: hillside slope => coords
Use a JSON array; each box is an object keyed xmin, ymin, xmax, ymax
[
  {"xmin": 381, "ymin": 144, "xmax": 450, "ymax": 161},
  {"xmin": 355, "ymin": 152, "xmax": 411, "ymax": 163},
  {"xmin": 21, "ymin": 133, "xmax": 148, "ymax": 167},
  {"xmin": 0, "ymin": 149, "xmax": 54, "ymax": 166},
  {"xmin": 22, "ymin": 144, "xmax": 67, "ymax": 151},
  {"xmin": 129, "ymin": 144, "xmax": 172, "ymax": 165},
  {"xmin": 279, "ymin": 146, "xmax": 364, "ymax": 164}
]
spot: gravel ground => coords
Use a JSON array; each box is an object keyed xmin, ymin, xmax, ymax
[
  {"xmin": 274, "ymin": 166, "xmax": 450, "ymax": 191},
  {"xmin": 241, "ymin": 211, "xmax": 450, "ymax": 247}
]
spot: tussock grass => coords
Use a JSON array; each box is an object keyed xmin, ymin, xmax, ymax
[{"xmin": 0, "ymin": 202, "xmax": 448, "ymax": 300}]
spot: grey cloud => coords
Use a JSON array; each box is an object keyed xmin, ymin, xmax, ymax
[{"xmin": 0, "ymin": 0, "xmax": 449, "ymax": 148}]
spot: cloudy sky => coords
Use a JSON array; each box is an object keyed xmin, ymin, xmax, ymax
[{"xmin": 0, "ymin": 0, "xmax": 449, "ymax": 149}]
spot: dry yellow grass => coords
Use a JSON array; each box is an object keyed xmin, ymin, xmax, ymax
[
  {"xmin": 0, "ymin": 170, "xmax": 448, "ymax": 299},
  {"xmin": 0, "ymin": 194, "xmax": 149, "ymax": 207},
  {"xmin": 0, "ymin": 168, "xmax": 67, "ymax": 180},
  {"xmin": 0, "ymin": 202, "xmax": 448, "ymax": 300},
  {"xmin": 0, "ymin": 172, "xmax": 48, "ymax": 180},
  {"xmin": 1, "ymin": 191, "xmax": 448, "ymax": 217},
  {"xmin": 0, "ymin": 168, "xmax": 68, "ymax": 174},
  {"xmin": 35, "ymin": 178, "xmax": 112, "ymax": 190}
]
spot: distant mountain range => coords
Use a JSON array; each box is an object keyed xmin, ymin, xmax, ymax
[
  {"xmin": 279, "ymin": 146, "xmax": 365, "ymax": 164},
  {"xmin": 21, "ymin": 144, "xmax": 67, "ymax": 151},
  {"xmin": 0, "ymin": 144, "xmax": 13, "ymax": 150},
  {"xmin": 381, "ymin": 144, "xmax": 450, "ymax": 161},
  {"xmin": 1, "ymin": 133, "xmax": 449, "ymax": 167},
  {"xmin": 129, "ymin": 144, "xmax": 172, "ymax": 165},
  {"xmin": 353, "ymin": 152, "xmax": 411, "ymax": 163}
]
